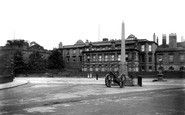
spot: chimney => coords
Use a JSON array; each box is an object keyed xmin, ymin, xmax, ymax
[
  {"xmin": 153, "ymin": 33, "xmax": 156, "ymax": 42},
  {"xmin": 162, "ymin": 34, "xmax": 166, "ymax": 46},
  {"xmin": 169, "ymin": 33, "xmax": 177, "ymax": 48},
  {"xmin": 181, "ymin": 36, "xmax": 185, "ymax": 42},
  {"xmin": 102, "ymin": 38, "xmax": 108, "ymax": 41},
  {"xmin": 157, "ymin": 37, "xmax": 159, "ymax": 44}
]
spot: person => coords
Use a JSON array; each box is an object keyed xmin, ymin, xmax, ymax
[{"xmin": 96, "ymin": 73, "xmax": 98, "ymax": 80}]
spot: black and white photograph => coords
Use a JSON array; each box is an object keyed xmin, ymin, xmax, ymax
[{"xmin": 0, "ymin": 0, "xmax": 185, "ymax": 114}]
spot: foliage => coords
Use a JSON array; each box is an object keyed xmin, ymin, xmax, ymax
[
  {"xmin": 28, "ymin": 51, "xmax": 46, "ymax": 73},
  {"xmin": 47, "ymin": 49, "xmax": 64, "ymax": 69},
  {"xmin": 14, "ymin": 50, "xmax": 26, "ymax": 75},
  {"xmin": 6, "ymin": 39, "xmax": 29, "ymax": 48}
]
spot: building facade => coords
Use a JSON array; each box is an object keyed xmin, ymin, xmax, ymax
[
  {"xmin": 62, "ymin": 34, "xmax": 158, "ymax": 73},
  {"xmin": 156, "ymin": 33, "xmax": 185, "ymax": 71}
]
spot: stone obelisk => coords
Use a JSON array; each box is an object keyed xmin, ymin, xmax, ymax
[
  {"xmin": 119, "ymin": 21, "xmax": 128, "ymax": 76},
  {"xmin": 119, "ymin": 21, "xmax": 134, "ymax": 86}
]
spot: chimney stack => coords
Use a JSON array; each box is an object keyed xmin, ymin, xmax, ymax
[
  {"xmin": 162, "ymin": 34, "xmax": 166, "ymax": 46},
  {"xmin": 153, "ymin": 33, "xmax": 156, "ymax": 42},
  {"xmin": 181, "ymin": 36, "xmax": 185, "ymax": 42},
  {"xmin": 169, "ymin": 33, "xmax": 177, "ymax": 48}
]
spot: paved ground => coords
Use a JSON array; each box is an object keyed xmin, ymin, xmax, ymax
[{"xmin": 0, "ymin": 77, "xmax": 184, "ymax": 115}]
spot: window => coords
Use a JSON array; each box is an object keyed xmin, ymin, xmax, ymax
[
  {"xmin": 135, "ymin": 67, "xmax": 139, "ymax": 72},
  {"xmin": 67, "ymin": 50, "xmax": 69, "ymax": 55},
  {"xmin": 180, "ymin": 66, "xmax": 185, "ymax": 71},
  {"xmin": 73, "ymin": 49, "xmax": 76, "ymax": 54},
  {"xmin": 92, "ymin": 55, "xmax": 96, "ymax": 61},
  {"xmin": 79, "ymin": 56, "xmax": 82, "ymax": 62},
  {"xmin": 141, "ymin": 45, "xmax": 145, "ymax": 51},
  {"xmin": 169, "ymin": 55, "xmax": 174, "ymax": 62},
  {"xmin": 98, "ymin": 55, "xmax": 102, "ymax": 61},
  {"xmin": 118, "ymin": 54, "xmax": 121, "ymax": 61},
  {"xmin": 111, "ymin": 55, "xmax": 115, "ymax": 61},
  {"xmin": 141, "ymin": 66, "xmax": 145, "ymax": 71},
  {"xmin": 180, "ymin": 55, "xmax": 185, "ymax": 62},
  {"xmin": 149, "ymin": 45, "xmax": 152, "ymax": 52},
  {"xmin": 87, "ymin": 55, "xmax": 90, "ymax": 62},
  {"xmin": 92, "ymin": 48, "xmax": 95, "ymax": 51},
  {"xmin": 73, "ymin": 57, "xmax": 76, "ymax": 62},
  {"xmin": 141, "ymin": 54, "xmax": 145, "ymax": 62},
  {"xmin": 95, "ymin": 66, "xmax": 99, "ymax": 71},
  {"xmin": 126, "ymin": 54, "xmax": 128, "ymax": 61},
  {"xmin": 80, "ymin": 49, "xmax": 83, "ymax": 53},
  {"xmin": 158, "ymin": 67, "xmax": 164, "ymax": 71},
  {"xmin": 169, "ymin": 66, "xmax": 174, "ymax": 71},
  {"xmin": 105, "ymin": 55, "xmax": 108, "ymax": 61},
  {"xmin": 66, "ymin": 57, "xmax": 69, "ymax": 62},
  {"xmin": 89, "ymin": 67, "xmax": 93, "ymax": 71},
  {"xmin": 149, "ymin": 66, "xmax": 152, "ymax": 71},
  {"xmin": 149, "ymin": 56, "xmax": 152, "ymax": 62},
  {"xmin": 128, "ymin": 53, "xmax": 132, "ymax": 61}
]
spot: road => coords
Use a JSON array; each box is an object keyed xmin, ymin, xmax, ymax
[{"xmin": 0, "ymin": 78, "xmax": 185, "ymax": 115}]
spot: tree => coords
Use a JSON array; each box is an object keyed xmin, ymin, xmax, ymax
[
  {"xmin": 5, "ymin": 39, "xmax": 29, "ymax": 49},
  {"xmin": 28, "ymin": 51, "xmax": 46, "ymax": 73},
  {"xmin": 47, "ymin": 49, "xmax": 64, "ymax": 69},
  {"xmin": 14, "ymin": 50, "xmax": 26, "ymax": 76}
]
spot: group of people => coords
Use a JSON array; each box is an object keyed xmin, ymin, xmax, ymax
[{"xmin": 87, "ymin": 73, "xmax": 99, "ymax": 80}]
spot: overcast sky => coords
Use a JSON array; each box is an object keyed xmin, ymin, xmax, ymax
[{"xmin": 0, "ymin": 0, "xmax": 185, "ymax": 50}]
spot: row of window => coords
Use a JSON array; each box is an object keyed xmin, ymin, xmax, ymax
[
  {"xmin": 86, "ymin": 54, "xmax": 121, "ymax": 62},
  {"xmin": 66, "ymin": 56, "xmax": 82, "ymax": 62},
  {"xmin": 86, "ymin": 53, "xmax": 139, "ymax": 62},
  {"xmin": 158, "ymin": 54, "xmax": 185, "ymax": 63},
  {"xmin": 141, "ymin": 45, "xmax": 152, "ymax": 52},
  {"xmin": 82, "ymin": 67, "xmax": 139, "ymax": 72},
  {"xmin": 158, "ymin": 66, "xmax": 185, "ymax": 71},
  {"xmin": 141, "ymin": 66, "xmax": 153, "ymax": 71},
  {"xmin": 66, "ymin": 46, "xmax": 120, "ymax": 55},
  {"xmin": 141, "ymin": 54, "xmax": 153, "ymax": 63}
]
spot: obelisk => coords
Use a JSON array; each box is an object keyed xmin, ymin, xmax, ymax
[{"xmin": 119, "ymin": 21, "xmax": 128, "ymax": 76}]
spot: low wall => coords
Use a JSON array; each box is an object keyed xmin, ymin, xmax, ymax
[
  {"xmin": 60, "ymin": 71, "xmax": 185, "ymax": 78},
  {"xmin": 129, "ymin": 71, "xmax": 185, "ymax": 78}
]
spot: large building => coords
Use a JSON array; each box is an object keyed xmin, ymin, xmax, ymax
[
  {"xmin": 156, "ymin": 33, "xmax": 185, "ymax": 71},
  {"xmin": 62, "ymin": 34, "xmax": 158, "ymax": 73}
]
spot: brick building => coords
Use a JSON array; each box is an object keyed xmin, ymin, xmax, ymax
[
  {"xmin": 156, "ymin": 33, "xmax": 185, "ymax": 71},
  {"xmin": 62, "ymin": 34, "xmax": 158, "ymax": 73}
]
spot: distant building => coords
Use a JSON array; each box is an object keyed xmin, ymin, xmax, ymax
[
  {"xmin": 59, "ymin": 42, "xmax": 63, "ymax": 48},
  {"xmin": 156, "ymin": 33, "xmax": 185, "ymax": 71},
  {"xmin": 61, "ymin": 34, "xmax": 158, "ymax": 73}
]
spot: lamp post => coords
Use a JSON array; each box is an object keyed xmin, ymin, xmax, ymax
[
  {"xmin": 10, "ymin": 57, "xmax": 15, "ymax": 78},
  {"xmin": 154, "ymin": 58, "xmax": 166, "ymax": 81}
]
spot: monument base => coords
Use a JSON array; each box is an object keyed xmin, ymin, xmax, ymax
[
  {"xmin": 124, "ymin": 76, "xmax": 134, "ymax": 86},
  {"xmin": 152, "ymin": 74, "xmax": 167, "ymax": 82}
]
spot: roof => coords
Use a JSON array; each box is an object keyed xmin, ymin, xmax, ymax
[{"xmin": 75, "ymin": 39, "xmax": 85, "ymax": 45}]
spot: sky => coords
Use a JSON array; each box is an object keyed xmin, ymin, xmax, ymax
[{"xmin": 0, "ymin": 0, "xmax": 185, "ymax": 50}]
